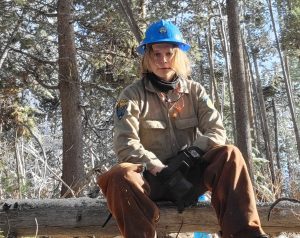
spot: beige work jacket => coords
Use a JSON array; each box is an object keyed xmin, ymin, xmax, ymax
[{"xmin": 113, "ymin": 76, "xmax": 226, "ymax": 170}]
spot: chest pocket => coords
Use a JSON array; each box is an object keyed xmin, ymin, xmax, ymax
[
  {"xmin": 174, "ymin": 117, "xmax": 198, "ymax": 129},
  {"xmin": 140, "ymin": 120, "xmax": 167, "ymax": 153},
  {"xmin": 174, "ymin": 117, "xmax": 198, "ymax": 147},
  {"xmin": 141, "ymin": 120, "xmax": 167, "ymax": 129}
]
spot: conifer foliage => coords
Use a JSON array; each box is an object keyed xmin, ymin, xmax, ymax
[{"xmin": 0, "ymin": 0, "xmax": 299, "ymax": 202}]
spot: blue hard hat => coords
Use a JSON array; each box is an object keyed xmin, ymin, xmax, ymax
[{"xmin": 137, "ymin": 19, "xmax": 190, "ymax": 55}]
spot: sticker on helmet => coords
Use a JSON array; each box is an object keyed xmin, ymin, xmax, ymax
[
  {"xmin": 159, "ymin": 26, "xmax": 167, "ymax": 34},
  {"xmin": 116, "ymin": 99, "xmax": 129, "ymax": 120},
  {"xmin": 175, "ymin": 33, "xmax": 182, "ymax": 40}
]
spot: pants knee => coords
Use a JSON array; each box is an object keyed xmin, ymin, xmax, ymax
[
  {"xmin": 97, "ymin": 163, "xmax": 136, "ymax": 192},
  {"xmin": 109, "ymin": 162, "xmax": 141, "ymax": 182},
  {"xmin": 210, "ymin": 144, "xmax": 246, "ymax": 167}
]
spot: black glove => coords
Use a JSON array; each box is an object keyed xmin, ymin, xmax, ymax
[{"xmin": 157, "ymin": 146, "xmax": 205, "ymax": 213}]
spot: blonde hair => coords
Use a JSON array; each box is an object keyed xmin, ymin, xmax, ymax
[{"xmin": 140, "ymin": 45, "xmax": 191, "ymax": 79}]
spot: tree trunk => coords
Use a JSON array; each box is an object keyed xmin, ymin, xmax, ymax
[
  {"xmin": 226, "ymin": 0, "xmax": 254, "ymax": 179},
  {"xmin": 14, "ymin": 138, "xmax": 22, "ymax": 199},
  {"xmin": 0, "ymin": 11, "xmax": 24, "ymax": 69},
  {"xmin": 57, "ymin": 0, "xmax": 84, "ymax": 197},
  {"xmin": 216, "ymin": 3, "xmax": 236, "ymax": 143},
  {"xmin": 197, "ymin": 37, "xmax": 206, "ymax": 86},
  {"xmin": 251, "ymin": 49, "xmax": 276, "ymax": 184},
  {"xmin": 117, "ymin": 0, "xmax": 142, "ymax": 42},
  {"xmin": 251, "ymin": 48, "xmax": 275, "ymax": 184},
  {"xmin": 1, "ymin": 198, "xmax": 300, "ymax": 237},
  {"xmin": 206, "ymin": 19, "xmax": 221, "ymax": 111},
  {"xmin": 243, "ymin": 41, "xmax": 259, "ymax": 150},
  {"xmin": 272, "ymin": 99, "xmax": 281, "ymax": 170},
  {"xmin": 139, "ymin": 0, "xmax": 147, "ymax": 32},
  {"xmin": 243, "ymin": 44, "xmax": 256, "ymax": 142}
]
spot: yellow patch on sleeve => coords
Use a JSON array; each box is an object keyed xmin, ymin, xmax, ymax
[{"xmin": 116, "ymin": 99, "xmax": 129, "ymax": 120}]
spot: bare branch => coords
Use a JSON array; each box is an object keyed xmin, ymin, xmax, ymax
[
  {"xmin": 23, "ymin": 67, "xmax": 59, "ymax": 90},
  {"xmin": 32, "ymin": 71, "xmax": 59, "ymax": 90},
  {"xmin": 268, "ymin": 197, "xmax": 300, "ymax": 221},
  {"xmin": 21, "ymin": 123, "xmax": 76, "ymax": 198},
  {"xmin": 9, "ymin": 47, "xmax": 57, "ymax": 65}
]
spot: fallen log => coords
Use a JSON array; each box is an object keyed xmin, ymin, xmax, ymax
[{"xmin": 0, "ymin": 198, "xmax": 299, "ymax": 237}]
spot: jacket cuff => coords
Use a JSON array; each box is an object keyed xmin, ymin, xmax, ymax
[{"xmin": 193, "ymin": 135, "xmax": 225, "ymax": 152}]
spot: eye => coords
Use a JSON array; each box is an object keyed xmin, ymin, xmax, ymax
[
  {"xmin": 166, "ymin": 52, "xmax": 173, "ymax": 57},
  {"xmin": 154, "ymin": 52, "xmax": 161, "ymax": 57}
]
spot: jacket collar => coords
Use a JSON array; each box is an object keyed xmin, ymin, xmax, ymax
[{"xmin": 143, "ymin": 75, "xmax": 189, "ymax": 94}]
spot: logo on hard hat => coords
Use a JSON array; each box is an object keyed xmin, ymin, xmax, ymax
[
  {"xmin": 159, "ymin": 26, "xmax": 167, "ymax": 34},
  {"xmin": 174, "ymin": 34, "xmax": 182, "ymax": 40}
]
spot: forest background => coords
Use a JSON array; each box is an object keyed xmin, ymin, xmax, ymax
[{"xmin": 0, "ymin": 0, "xmax": 299, "ymax": 212}]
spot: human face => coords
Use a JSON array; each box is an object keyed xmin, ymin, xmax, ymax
[{"xmin": 149, "ymin": 43, "xmax": 176, "ymax": 81}]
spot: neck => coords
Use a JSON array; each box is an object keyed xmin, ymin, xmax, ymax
[{"xmin": 147, "ymin": 73, "xmax": 179, "ymax": 92}]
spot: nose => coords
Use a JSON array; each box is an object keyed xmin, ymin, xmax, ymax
[{"xmin": 162, "ymin": 55, "xmax": 167, "ymax": 64}]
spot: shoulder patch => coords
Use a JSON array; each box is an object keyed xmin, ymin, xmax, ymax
[{"xmin": 116, "ymin": 99, "xmax": 129, "ymax": 120}]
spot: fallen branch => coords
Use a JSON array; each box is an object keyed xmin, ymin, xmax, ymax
[{"xmin": 268, "ymin": 197, "xmax": 300, "ymax": 221}]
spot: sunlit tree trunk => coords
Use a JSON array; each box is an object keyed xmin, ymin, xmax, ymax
[
  {"xmin": 244, "ymin": 47, "xmax": 260, "ymax": 151},
  {"xmin": 14, "ymin": 137, "xmax": 24, "ymax": 199},
  {"xmin": 196, "ymin": 35, "xmax": 207, "ymax": 86},
  {"xmin": 226, "ymin": 0, "xmax": 254, "ymax": 179},
  {"xmin": 57, "ymin": 0, "xmax": 84, "ymax": 197},
  {"xmin": 139, "ymin": 0, "xmax": 147, "ymax": 32},
  {"xmin": 117, "ymin": 0, "xmax": 142, "ymax": 42},
  {"xmin": 243, "ymin": 45, "xmax": 256, "ymax": 142},
  {"xmin": 206, "ymin": 18, "xmax": 221, "ymax": 111},
  {"xmin": 217, "ymin": 2, "xmax": 236, "ymax": 143},
  {"xmin": 272, "ymin": 99, "xmax": 281, "ymax": 170},
  {"xmin": 0, "ymin": 47, "xmax": 9, "ymax": 70},
  {"xmin": 0, "ymin": 11, "xmax": 23, "ymax": 69},
  {"xmin": 251, "ymin": 50, "xmax": 276, "ymax": 184}
]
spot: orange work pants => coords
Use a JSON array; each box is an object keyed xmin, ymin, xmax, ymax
[{"xmin": 97, "ymin": 145, "xmax": 266, "ymax": 238}]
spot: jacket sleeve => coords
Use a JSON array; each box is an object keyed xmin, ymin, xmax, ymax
[
  {"xmin": 193, "ymin": 84, "xmax": 227, "ymax": 152},
  {"xmin": 113, "ymin": 86, "xmax": 162, "ymax": 170}
]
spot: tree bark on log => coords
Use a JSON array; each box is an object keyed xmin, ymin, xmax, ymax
[{"xmin": 0, "ymin": 198, "xmax": 299, "ymax": 237}]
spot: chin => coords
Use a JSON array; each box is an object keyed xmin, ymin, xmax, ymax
[
  {"xmin": 162, "ymin": 76, "xmax": 173, "ymax": 81},
  {"xmin": 160, "ymin": 72, "xmax": 174, "ymax": 80}
]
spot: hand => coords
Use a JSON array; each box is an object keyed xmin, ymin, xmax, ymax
[{"xmin": 149, "ymin": 164, "xmax": 166, "ymax": 176}]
